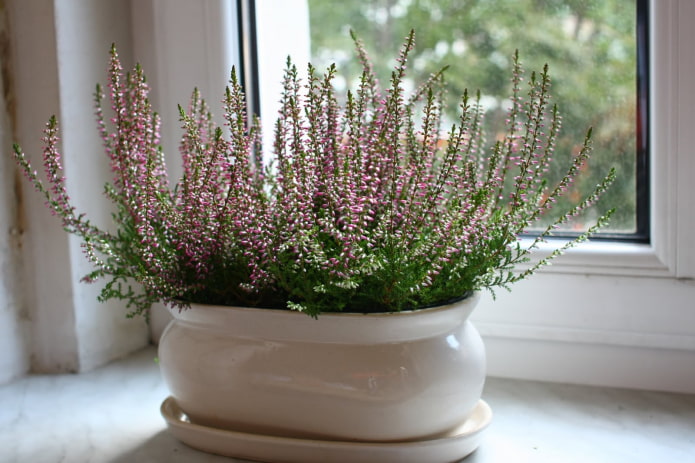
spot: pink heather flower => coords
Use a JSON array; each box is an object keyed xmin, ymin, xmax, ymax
[{"xmin": 12, "ymin": 32, "xmax": 614, "ymax": 317}]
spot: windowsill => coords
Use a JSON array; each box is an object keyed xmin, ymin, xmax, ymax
[
  {"xmin": 1, "ymin": 347, "xmax": 693, "ymax": 462},
  {"xmin": 516, "ymin": 238, "xmax": 675, "ymax": 278}
]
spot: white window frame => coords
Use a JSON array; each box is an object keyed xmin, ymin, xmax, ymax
[
  {"xmin": 468, "ymin": 0, "xmax": 695, "ymax": 392},
  {"xmin": 251, "ymin": 0, "xmax": 693, "ymax": 278},
  {"xmin": 523, "ymin": 2, "xmax": 691, "ymax": 278}
]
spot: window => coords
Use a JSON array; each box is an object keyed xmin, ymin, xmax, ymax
[
  {"xmin": 251, "ymin": 0, "xmax": 647, "ymax": 241},
  {"xmin": 248, "ymin": 0, "xmax": 683, "ymax": 275}
]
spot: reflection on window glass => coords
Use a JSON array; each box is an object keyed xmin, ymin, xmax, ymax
[{"xmin": 305, "ymin": 0, "xmax": 638, "ymax": 234}]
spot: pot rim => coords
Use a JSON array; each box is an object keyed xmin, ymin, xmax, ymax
[{"xmin": 165, "ymin": 292, "xmax": 481, "ymax": 344}]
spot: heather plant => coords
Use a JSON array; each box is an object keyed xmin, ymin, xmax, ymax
[{"xmin": 13, "ymin": 31, "xmax": 614, "ymax": 318}]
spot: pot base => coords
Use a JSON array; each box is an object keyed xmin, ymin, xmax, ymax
[{"xmin": 161, "ymin": 397, "xmax": 492, "ymax": 463}]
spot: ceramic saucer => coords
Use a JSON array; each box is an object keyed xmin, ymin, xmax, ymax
[{"xmin": 161, "ymin": 397, "xmax": 492, "ymax": 463}]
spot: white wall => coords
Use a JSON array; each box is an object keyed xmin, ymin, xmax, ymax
[
  {"xmin": 0, "ymin": 0, "xmax": 241, "ymax": 383},
  {"xmin": 472, "ymin": 273, "xmax": 695, "ymax": 393},
  {"xmin": 5, "ymin": 0, "xmax": 149, "ymax": 380},
  {"xmin": 0, "ymin": 0, "xmax": 29, "ymax": 384}
]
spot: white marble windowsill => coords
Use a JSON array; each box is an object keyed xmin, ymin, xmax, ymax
[{"xmin": 1, "ymin": 346, "xmax": 694, "ymax": 463}]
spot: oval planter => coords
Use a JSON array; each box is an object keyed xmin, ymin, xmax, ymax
[{"xmin": 158, "ymin": 292, "xmax": 488, "ymax": 452}]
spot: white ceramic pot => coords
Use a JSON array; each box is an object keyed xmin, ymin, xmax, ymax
[{"xmin": 158, "ymin": 293, "xmax": 486, "ymax": 442}]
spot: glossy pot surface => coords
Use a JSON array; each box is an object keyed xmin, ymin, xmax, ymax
[{"xmin": 158, "ymin": 293, "xmax": 486, "ymax": 442}]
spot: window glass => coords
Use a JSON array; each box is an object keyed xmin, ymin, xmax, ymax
[{"xmin": 254, "ymin": 0, "xmax": 641, "ymax": 236}]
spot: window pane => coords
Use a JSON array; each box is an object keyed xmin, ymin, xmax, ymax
[{"xmin": 303, "ymin": 0, "xmax": 639, "ymax": 235}]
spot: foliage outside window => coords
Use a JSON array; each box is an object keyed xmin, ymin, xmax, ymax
[{"xmin": 307, "ymin": 0, "xmax": 638, "ymax": 234}]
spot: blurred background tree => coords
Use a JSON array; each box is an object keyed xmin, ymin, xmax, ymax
[{"xmin": 306, "ymin": 0, "xmax": 637, "ymax": 233}]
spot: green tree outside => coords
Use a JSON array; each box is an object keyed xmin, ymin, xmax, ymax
[{"xmin": 306, "ymin": 0, "xmax": 637, "ymax": 233}]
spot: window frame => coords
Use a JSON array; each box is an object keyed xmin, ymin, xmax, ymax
[
  {"xmin": 247, "ymin": 0, "xmax": 692, "ymax": 280},
  {"xmin": 245, "ymin": 0, "xmax": 695, "ymax": 392}
]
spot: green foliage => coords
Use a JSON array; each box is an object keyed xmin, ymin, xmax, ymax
[
  {"xmin": 307, "ymin": 0, "xmax": 636, "ymax": 232},
  {"xmin": 13, "ymin": 31, "xmax": 615, "ymax": 317}
]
